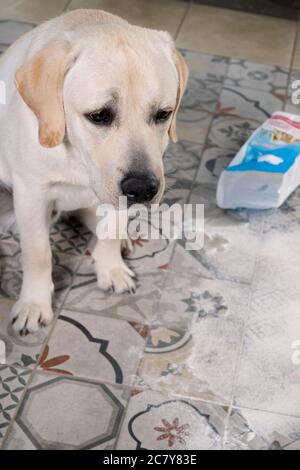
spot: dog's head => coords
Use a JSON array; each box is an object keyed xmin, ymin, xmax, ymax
[{"xmin": 15, "ymin": 23, "xmax": 188, "ymax": 207}]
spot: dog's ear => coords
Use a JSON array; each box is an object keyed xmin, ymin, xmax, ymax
[
  {"xmin": 15, "ymin": 39, "xmax": 76, "ymax": 148},
  {"xmin": 169, "ymin": 49, "xmax": 189, "ymax": 143}
]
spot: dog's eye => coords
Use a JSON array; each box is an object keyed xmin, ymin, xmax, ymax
[
  {"xmin": 86, "ymin": 108, "xmax": 115, "ymax": 126},
  {"xmin": 154, "ymin": 109, "xmax": 172, "ymax": 124}
]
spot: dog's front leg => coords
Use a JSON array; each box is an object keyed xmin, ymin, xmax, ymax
[
  {"xmin": 10, "ymin": 183, "xmax": 54, "ymax": 335},
  {"xmin": 93, "ymin": 238, "xmax": 136, "ymax": 294},
  {"xmin": 78, "ymin": 207, "xmax": 136, "ymax": 294}
]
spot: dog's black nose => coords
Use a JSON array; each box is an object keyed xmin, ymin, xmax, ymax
[{"xmin": 121, "ymin": 173, "xmax": 160, "ymax": 205}]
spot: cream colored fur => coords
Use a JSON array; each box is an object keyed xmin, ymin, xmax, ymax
[{"xmin": 0, "ymin": 9, "xmax": 188, "ymax": 334}]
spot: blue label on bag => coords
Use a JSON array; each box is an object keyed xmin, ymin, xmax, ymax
[
  {"xmin": 225, "ymin": 128, "xmax": 300, "ymax": 174},
  {"xmin": 226, "ymin": 144, "xmax": 300, "ymax": 174}
]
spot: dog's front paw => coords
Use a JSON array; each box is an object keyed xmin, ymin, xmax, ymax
[
  {"xmin": 96, "ymin": 261, "xmax": 136, "ymax": 295},
  {"xmin": 10, "ymin": 301, "xmax": 54, "ymax": 335}
]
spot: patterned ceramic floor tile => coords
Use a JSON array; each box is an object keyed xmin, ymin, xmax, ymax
[
  {"xmin": 0, "ymin": 365, "xmax": 31, "ymax": 447},
  {"xmin": 43, "ymin": 309, "xmax": 148, "ymax": 386},
  {"xmin": 263, "ymin": 202, "xmax": 299, "ymax": 235},
  {"xmin": 180, "ymin": 50, "xmax": 228, "ymax": 81},
  {"xmin": 284, "ymin": 97, "xmax": 300, "ymax": 116},
  {"xmin": 218, "ymin": 85, "xmax": 285, "ymax": 122},
  {"xmin": 176, "ymin": 4, "xmax": 296, "ymax": 67},
  {"xmin": 61, "ymin": 254, "xmax": 165, "ymax": 324},
  {"xmin": 126, "ymin": 237, "xmax": 176, "ymax": 277},
  {"xmin": 0, "ymin": 241, "xmax": 22, "ymax": 300},
  {"xmin": 116, "ymin": 389, "xmax": 228, "ymax": 450},
  {"xmin": 179, "ymin": 52, "xmax": 227, "ymax": 112},
  {"xmin": 164, "ymin": 140, "xmax": 203, "ymax": 182},
  {"xmin": 84, "ymin": 207, "xmax": 177, "ymax": 278},
  {"xmin": 0, "ymin": 0, "xmax": 68, "ymax": 23},
  {"xmin": 196, "ymin": 145, "xmax": 236, "ymax": 187},
  {"xmin": 195, "ymin": 115, "xmax": 259, "ymax": 186},
  {"xmin": 67, "ymin": 0, "xmax": 188, "ymax": 37},
  {"xmin": 176, "ymin": 108, "xmax": 213, "ymax": 144},
  {"xmin": 2, "ymin": 372, "xmax": 129, "ymax": 450},
  {"xmin": 178, "ymin": 50, "xmax": 227, "ymax": 116},
  {"xmin": 0, "ymin": 298, "xmax": 50, "ymax": 369},
  {"xmin": 88, "ymin": 215, "xmax": 177, "ymax": 277},
  {"xmin": 138, "ymin": 294, "xmax": 247, "ymax": 404},
  {"xmin": 189, "ymin": 184, "xmax": 263, "ymax": 284},
  {"xmin": 224, "ymin": 59, "xmax": 289, "ymax": 94},
  {"xmin": 137, "ymin": 245, "xmax": 250, "ymax": 404},
  {"xmin": 0, "ymin": 217, "xmax": 90, "ymax": 309},
  {"xmin": 0, "ymin": 25, "xmax": 298, "ymax": 448},
  {"xmin": 224, "ymin": 407, "xmax": 300, "ymax": 450},
  {"xmin": 50, "ymin": 252, "xmax": 84, "ymax": 309},
  {"xmin": 135, "ymin": 245, "xmax": 214, "ymax": 329},
  {"xmin": 1, "ymin": 219, "xmax": 91, "ymax": 252},
  {"xmin": 274, "ymin": 186, "xmax": 300, "ymax": 226},
  {"xmin": 252, "ymin": 215, "xmax": 300, "ymax": 296},
  {"xmin": 0, "ymin": 231, "xmax": 19, "ymax": 244},
  {"xmin": 0, "ymin": 211, "xmax": 92, "ymax": 258},
  {"xmin": 234, "ymin": 288, "xmax": 300, "ymax": 417},
  {"xmin": 146, "ymin": 244, "xmax": 215, "ymax": 329}
]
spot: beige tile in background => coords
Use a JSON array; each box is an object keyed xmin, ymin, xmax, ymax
[
  {"xmin": 177, "ymin": 4, "xmax": 297, "ymax": 67},
  {"xmin": 292, "ymin": 30, "xmax": 300, "ymax": 69},
  {"xmin": 0, "ymin": 0, "xmax": 69, "ymax": 23},
  {"xmin": 67, "ymin": 0, "xmax": 188, "ymax": 36}
]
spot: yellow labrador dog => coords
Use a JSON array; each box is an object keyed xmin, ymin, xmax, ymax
[{"xmin": 0, "ymin": 9, "xmax": 188, "ymax": 335}]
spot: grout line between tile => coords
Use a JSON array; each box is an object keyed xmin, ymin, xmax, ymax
[
  {"xmin": 231, "ymin": 403, "xmax": 300, "ymax": 420},
  {"xmin": 174, "ymin": 0, "xmax": 192, "ymax": 41}
]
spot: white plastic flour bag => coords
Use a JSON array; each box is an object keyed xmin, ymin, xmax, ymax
[{"xmin": 217, "ymin": 112, "xmax": 300, "ymax": 209}]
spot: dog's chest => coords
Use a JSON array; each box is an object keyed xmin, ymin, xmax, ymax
[{"xmin": 51, "ymin": 184, "xmax": 99, "ymax": 212}]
